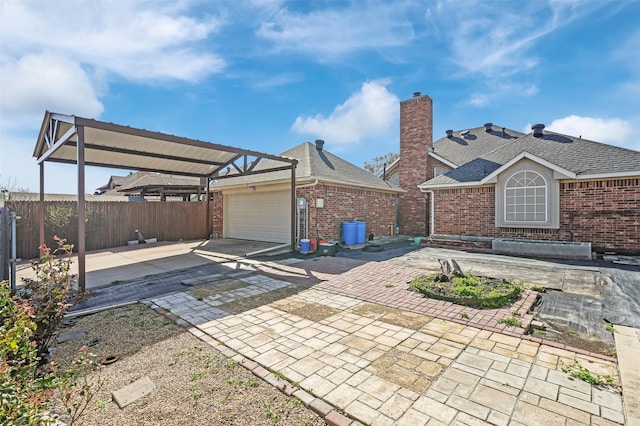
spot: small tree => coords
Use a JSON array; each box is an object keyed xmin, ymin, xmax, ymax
[{"xmin": 364, "ymin": 153, "xmax": 399, "ymax": 175}]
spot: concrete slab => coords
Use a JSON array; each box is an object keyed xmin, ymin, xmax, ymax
[
  {"xmin": 111, "ymin": 376, "xmax": 155, "ymax": 409},
  {"xmin": 615, "ymin": 326, "xmax": 640, "ymax": 425},
  {"xmin": 16, "ymin": 239, "xmax": 281, "ymax": 290}
]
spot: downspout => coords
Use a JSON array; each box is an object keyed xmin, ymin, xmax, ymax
[{"xmin": 423, "ymin": 190, "xmax": 435, "ymax": 235}]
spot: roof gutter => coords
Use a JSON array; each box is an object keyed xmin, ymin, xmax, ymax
[
  {"xmin": 296, "ymin": 179, "xmax": 319, "ymax": 189},
  {"xmin": 213, "ymin": 177, "xmax": 405, "ymax": 194},
  {"xmin": 419, "ymin": 181, "xmax": 485, "ymax": 191}
]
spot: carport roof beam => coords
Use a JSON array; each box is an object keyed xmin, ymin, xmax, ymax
[{"xmin": 34, "ymin": 112, "xmax": 297, "ymax": 177}]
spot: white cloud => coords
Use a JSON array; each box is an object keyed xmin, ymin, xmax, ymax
[
  {"xmin": 547, "ymin": 115, "xmax": 634, "ymax": 147},
  {"xmin": 0, "ymin": 54, "xmax": 103, "ymax": 124},
  {"xmin": 464, "ymin": 83, "xmax": 538, "ymax": 108},
  {"xmin": 291, "ymin": 80, "xmax": 399, "ymax": 144},
  {"xmin": 0, "ymin": 1, "xmax": 225, "ymax": 83},
  {"xmin": 430, "ymin": 1, "xmax": 609, "ymax": 79},
  {"xmin": 0, "ymin": 132, "xmax": 133, "ymax": 194},
  {"xmin": 257, "ymin": 3, "xmax": 414, "ymax": 60}
]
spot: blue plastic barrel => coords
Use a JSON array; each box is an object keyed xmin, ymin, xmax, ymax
[
  {"xmin": 342, "ymin": 222, "xmax": 357, "ymax": 245},
  {"xmin": 355, "ymin": 221, "xmax": 366, "ymax": 244},
  {"xmin": 300, "ymin": 239, "xmax": 310, "ymax": 252}
]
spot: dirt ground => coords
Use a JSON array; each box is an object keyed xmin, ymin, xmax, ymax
[{"xmin": 49, "ymin": 304, "xmax": 323, "ymax": 426}]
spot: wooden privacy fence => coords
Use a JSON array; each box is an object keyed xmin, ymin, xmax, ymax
[{"xmin": 6, "ymin": 201, "xmax": 209, "ymax": 260}]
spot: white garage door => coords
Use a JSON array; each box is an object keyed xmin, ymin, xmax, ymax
[{"xmin": 224, "ymin": 191, "xmax": 291, "ymax": 243}]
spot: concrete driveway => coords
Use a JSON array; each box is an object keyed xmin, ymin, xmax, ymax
[{"xmin": 16, "ymin": 239, "xmax": 280, "ymax": 290}]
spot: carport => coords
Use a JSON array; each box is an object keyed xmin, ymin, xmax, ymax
[{"xmin": 32, "ymin": 111, "xmax": 298, "ymax": 292}]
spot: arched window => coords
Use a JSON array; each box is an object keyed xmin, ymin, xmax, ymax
[{"xmin": 504, "ymin": 170, "xmax": 547, "ymax": 222}]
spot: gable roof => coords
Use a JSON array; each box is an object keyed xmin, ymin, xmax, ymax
[
  {"xmin": 212, "ymin": 142, "xmax": 402, "ymax": 193},
  {"xmin": 421, "ymin": 129, "xmax": 640, "ymax": 188}
]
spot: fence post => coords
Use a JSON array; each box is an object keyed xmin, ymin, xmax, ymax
[
  {"xmin": 10, "ymin": 212, "xmax": 21, "ymax": 291},
  {"xmin": 0, "ymin": 207, "xmax": 8, "ymax": 282}
]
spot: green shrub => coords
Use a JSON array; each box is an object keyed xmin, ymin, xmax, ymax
[
  {"xmin": 409, "ymin": 273, "xmax": 522, "ymax": 309},
  {"xmin": 0, "ymin": 281, "xmax": 49, "ymax": 424},
  {"xmin": 1, "ymin": 238, "xmax": 98, "ymax": 425},
  {"xmin": 20, "ymin": 236, "xmax": 85, "ymax": 362}
]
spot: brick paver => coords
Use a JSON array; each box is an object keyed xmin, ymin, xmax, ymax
[{"xmin": 147, "ymin": 259, "xmax": 625, "ymax": 425}]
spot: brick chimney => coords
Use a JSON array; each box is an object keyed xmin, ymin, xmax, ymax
[{"xmin": 399, "ymin": 91, "xmax": 433, "ymax": 236}]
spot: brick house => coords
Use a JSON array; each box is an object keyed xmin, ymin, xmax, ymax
[
  {"xmin": 209, "ymin": 140, "xmax": 402, "ymax": 244},
  {"xmin": 395, "ymin": 92, "xmax": 640, "ymax": 254}
]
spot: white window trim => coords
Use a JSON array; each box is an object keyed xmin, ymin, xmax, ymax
[
  {"xmin": 503, "ymin": 170, "xmax": 548, "ymax": 224},
  {"xmin": 495, "ymin": 159, "xmax": 560, "ymax": 229}
]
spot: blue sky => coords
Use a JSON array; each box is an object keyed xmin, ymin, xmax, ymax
[{"xmin": 1, "ymin": 0, "xmax": 639, "ymax": 194}]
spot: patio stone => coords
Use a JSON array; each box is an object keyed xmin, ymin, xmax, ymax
[{"xmin": 111, "ymin": 376, "xmax": 155, "ymax": 409}]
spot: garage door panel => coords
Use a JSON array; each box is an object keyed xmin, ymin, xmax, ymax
[{"xmin": 224, "ymin": 191, "xmax": 291, "ymax": 243}]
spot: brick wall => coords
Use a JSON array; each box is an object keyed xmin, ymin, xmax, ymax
[
  {"xmin": 211, "ymin": 191, "xmax": 223, "ymax": 237},
  {"xmin": 297, "ymin": 184, "xmax": 397, "ymax": 241},
  {"xmin": 433, "ymin": 186, "xmax": 495, "ymax": 236},
  {"xmin": 212, "ymin": 185, "xmax": 397, "ymax": 243},
  {"xmin": 399, "ymin": 92, "xmax": 432, "ymax": 235},
  {"xmin": 560, "ymin": 179, "xmax": 640, "ymax": 252},
  {"xmin": 432, "ymin": 178, "xmax": 640, "ymax": 253}
]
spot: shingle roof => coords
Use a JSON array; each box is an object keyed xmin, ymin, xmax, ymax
[
  {"xmin": 423, "ymin": 130, "xmax": 640, "ymax": 186},
  {"xmin": 116, "ymin": 173, "xmax": 202, "ymax": 193},
  {"xmin": 211, "ymin": 142, "xmax": 401, "ymax": 192},
  {"xmin": 432, "ymin": 126, "xmax": 525, "ymax": 166}
]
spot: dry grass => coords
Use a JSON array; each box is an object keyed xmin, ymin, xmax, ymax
[{"xmin": 49, "ymin": 304, "xmax": 323, "ymax": 426}]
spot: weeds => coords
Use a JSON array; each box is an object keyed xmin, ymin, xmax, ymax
[
  {"xmin": 498, "ymin": 317, "xmax": 523, "ymax": 328},
  {"xmin": 605, "ymin": 322, "xmax": 615, "ymax": 334},
  {"xmin": 561, "ymin": 359, "xmax": 613, "ymax": 386},
  {"xmin": 460, "ymin": 311, "xmax": 469, "ymax": 319},
  {"xmin": 51, "ymin": 348, "xmax": 106, "ymax": 426}
]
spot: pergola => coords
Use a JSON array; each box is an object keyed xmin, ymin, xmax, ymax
[{"xmin": 33, "ymin": 111, "xmax": 298, "ymax": 292}]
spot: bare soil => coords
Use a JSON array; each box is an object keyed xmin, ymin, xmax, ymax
[{"xmin": 49, "ymin": 304, "xmax": 323, "ymax": 426}]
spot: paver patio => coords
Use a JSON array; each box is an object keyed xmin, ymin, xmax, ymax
[{"xmin": 146, "ymin": 258, "xmax": 626, "ymax": 425}]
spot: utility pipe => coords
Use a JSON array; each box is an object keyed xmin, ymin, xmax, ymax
[{"xmin": 424, "ymin": 190, "xmax": 435, "ymax": 235}]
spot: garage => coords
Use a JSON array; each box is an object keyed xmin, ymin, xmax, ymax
[{"xmin": 223, "ymin": 190, "xmax": 291, "ymax": 243}]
